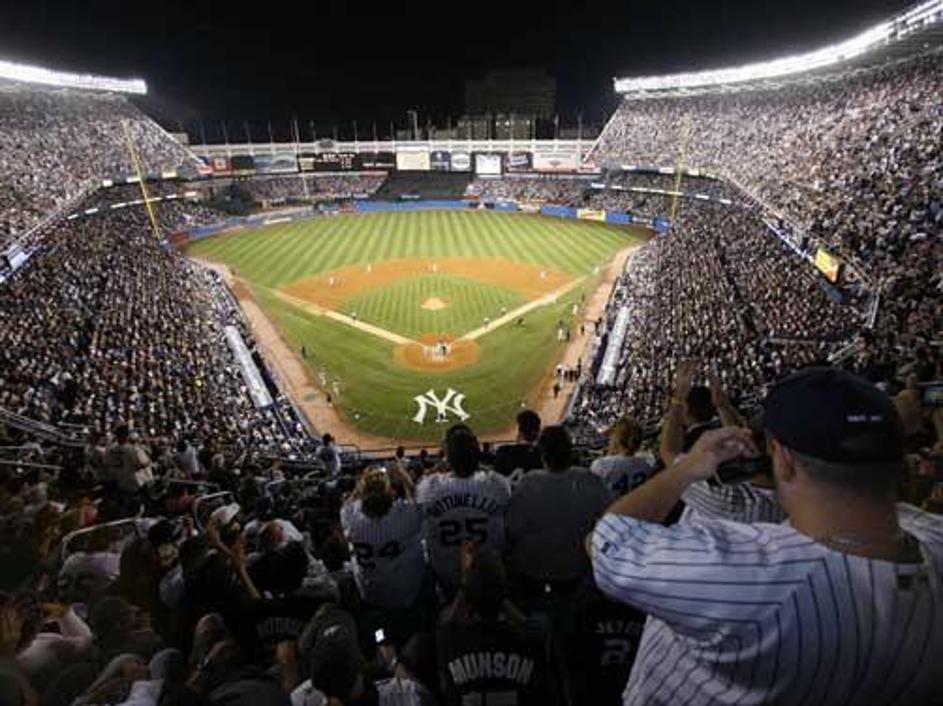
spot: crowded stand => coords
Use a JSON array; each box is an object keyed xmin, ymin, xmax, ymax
[
  {"xmin": 592, "ymin": 50, "xmax": 943, "ymax": 349},
  {"xmin": 0, "ymin": 84, "xmax": 201, "ymax": 243},
  {"xmin": 0, "ymin": 202, "xmax": 311, "ymax": 460},
  {"xmin": 1, "ymin": 9, "xmax": 943, "ymax": 705},
  {"xmin": 233, "ymin": 174, "xmax": 387, "ymax": 206},
  {"xmin": 582, "ymin": 189, "xmax": 674, "ymax": 219},
  {"xmin": 572, "ymin": 200, "xmax": 864, "ymax": 430},
  {"xmin": 464, "ymin": 176, "xmax": 590, "ymax": 204},
  {"xmin": 0, "ymin": 367, "xmax": 940, "ymax": 705}
]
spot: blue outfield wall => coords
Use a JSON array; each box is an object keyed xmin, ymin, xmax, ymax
[
  {"xmin": 540, "ymin": 205, "xmax": 578, "ymax": 219},
  {"xmin": 605, "ymin": 212, "xmax": 632, "ymax": 226}
]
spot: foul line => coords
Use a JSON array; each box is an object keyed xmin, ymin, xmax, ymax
[
  {"xmin": 267, "ymin": 288, "xmax": 417, "ymax": 346},
  {"xmin": 458, "ymin": 276, "xmax": 587, "ymax": 342}
]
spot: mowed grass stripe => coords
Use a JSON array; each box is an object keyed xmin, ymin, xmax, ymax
[
  {"xmin": 187, "ymin": 211, "xmax": 645, "ymax": 439},
  {"xmin": 191, "ymin": 211, "xmax": 637, "ymax": 284}
]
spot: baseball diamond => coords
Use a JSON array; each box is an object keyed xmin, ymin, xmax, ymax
[{"xmin": 187, "ymin": 210, "xmax": 645, "ymax": 441}]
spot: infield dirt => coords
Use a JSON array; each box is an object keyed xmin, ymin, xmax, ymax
[
  {"xmin": 281, "ymin": 257, "xmax": 572, "ymax": 310},
  {"xmin": 394, "ymin": 334, "xmax": 480, "ymax": 373}
]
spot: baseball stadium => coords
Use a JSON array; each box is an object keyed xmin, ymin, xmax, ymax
[
  {"xmin": 188, "ymin": 209, "xmax": 643, "ymax": 441},
  {"xmin": 0, "ymin": 0, "xmax": 942, "ymax": 705}
]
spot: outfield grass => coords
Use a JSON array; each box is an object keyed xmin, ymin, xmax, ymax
[{"xmin": 187, "ymin": 211, "xmax": 644, "ymax": 441}]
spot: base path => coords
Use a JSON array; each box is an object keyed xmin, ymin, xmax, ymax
[
  {"xmin": 459, "ymin": 276, "xmax": 586, "ymax": 342},
  {"xmin": 271, "ymin": 289, "xmax": 415, "ymax": 346}
]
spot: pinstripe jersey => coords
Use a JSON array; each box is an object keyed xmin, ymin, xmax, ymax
[
  {"xmin": 416, "ymin": 471, "xmax": 512, "ymax": 591},
  {"xmin": 681, "ymin": 480, "xmax": 786, "ymax": 524},
  {"xmin": 591, "ymin": 504, "xmax": 943, "ymax": 706},
  {"xmin": 340, "ymin": 497, "xmax": 425, "ymax": 609}
]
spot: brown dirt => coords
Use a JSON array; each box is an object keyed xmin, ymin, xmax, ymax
[
  {"xmin": 394, "ymin": 334, "xmax": 480, "ymax": 373},
  {"xmin": 282, "ymin": 257, "xmax": 572, "ymax": 310},
  {"xmin": 516, "ymin": 244, "xmax": 641, "ymax": 435},
  {"xmin": 191, "ymin": 244, "xmax": 643, "ymax": 451},
  {"xmin": 421, "ymin": 297, "xmax": 449, "ymax": 311}
]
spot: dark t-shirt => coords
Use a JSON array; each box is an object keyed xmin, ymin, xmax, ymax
[
  {"xmin": 248, "ymin": 591, "xmax": 326, "ymax": 662},
  {"xmin": 438, "ymin": 618, "xmax": 551, "ymax": 706},
  {"xmin": 562, "ymin": 577, "xmax": 646, "ymax": 706},
  {"xmin": 494, "ymin": 443, "xmax": 543, "ymax": 477}
]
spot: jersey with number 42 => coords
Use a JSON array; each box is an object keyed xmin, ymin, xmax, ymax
[{"xmin": 416, "ymin": 471, "xmax": 512, "ymax": 590}]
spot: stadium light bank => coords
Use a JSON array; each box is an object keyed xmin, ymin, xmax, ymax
[
  {"xmin": 614, "ymin": 0, "xmax": 943, "ymax": 93},
  {"xmin": 0, "ymin": 59, "xmax": 146, "ymax": 94}
]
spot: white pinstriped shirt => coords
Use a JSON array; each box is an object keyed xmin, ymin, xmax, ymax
[
  {"xmin": 340, "ymin": 498, "xmax": 425, "ymax": 609},
  {"xmin": 681, "ymin": 480, "xmax": 786, "ymax": 524},
  {"xmin": 591, "ymin": 504, "xmax": 943, "ymax": 705}
]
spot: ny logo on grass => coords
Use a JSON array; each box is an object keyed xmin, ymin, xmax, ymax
[{"xmin": 413, "ymin": 388, "xmax": 470, "ymax": 425}]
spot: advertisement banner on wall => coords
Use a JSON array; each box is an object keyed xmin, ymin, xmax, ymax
[
  {"xmin": 450, "ymin": 151, "xmax": 471, "ymax": 172},
  {"xmin": 814, "ymin": 248, "xmax": 842, "ymax": 283},
  {"xmin": 577, "ymin": 208, "xmax": 607, "ymax": 222},
  {"xmin": 360, "ymin": 152, "xmax": 396, "ymax": 170},
  {"xmin": 532, "ymin": 152, "xmax": 579, "ymax": 173},
  {"xmin": 396, "ymin": 150, "xmax": 431, "ymax": 171},
  {"xmin": 475, "ymin": 153, "xmax": 503, "ymax": 176},
  {"xmin": 209, "ymin": 156, "xmax": 232, "ymax": 175},
  {"xmin": 430, "ymin": 151, "xmax": 451, "ymax": 172},
  {"xmin": 252, "ymin": 153, "xmax": 298, "ymax": 174},
  {"xmin": 504, "ymin": 152, "xmax": 533, "ymax": 172}
]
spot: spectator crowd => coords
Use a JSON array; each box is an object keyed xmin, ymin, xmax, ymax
[
  {"xmin": 0, "ymin": 84, "xmax": 201, "ymax": 244},
  {"xmin": 0, "ymin": 203, "xmax": 310, "ymax": 460},
  {"xmin": 592, "ymin": 51, "xmax": 943, "ymax": 353}
]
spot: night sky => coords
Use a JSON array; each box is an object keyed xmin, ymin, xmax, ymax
[{"xmin": 0, "ymin": 0, "xmax": 915, "ymax": 138}]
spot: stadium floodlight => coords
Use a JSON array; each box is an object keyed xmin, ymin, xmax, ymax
[
  {"xmin": 614, "ymin": 0, "xmax": 943, "ymax": 93},
  {"xmin": 0, "ymin": 59, "xmax": 147, "ymax": 94}
]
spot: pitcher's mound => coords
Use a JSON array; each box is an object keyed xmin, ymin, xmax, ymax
[
  {"xmin": 421, "ymin": 297, "xmax": 449, "ymax": 311},
  {"xmin": 395, "ymin": 334, "xmax": 479, "ymax": 372}
]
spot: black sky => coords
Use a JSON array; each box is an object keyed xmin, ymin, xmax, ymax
[{"xmin": 0, "ymin": 0, "xmax": 915, "ymax": 137}]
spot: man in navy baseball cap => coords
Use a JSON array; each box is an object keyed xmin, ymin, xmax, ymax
[
  {"xmin": 588, "ymin": 366, "xmax": 943, "ymax": 705},
  {"xmin": 762, "ymin": 366, "xmax": 906, "ymax": 494}
]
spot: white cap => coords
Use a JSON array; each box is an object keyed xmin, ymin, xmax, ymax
[{"xmin": 209, "ymin": 503, "xmax": 241, "ymax": 527}]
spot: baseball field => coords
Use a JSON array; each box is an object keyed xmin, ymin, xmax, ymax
[{"xmin": 186, "ymin": 210, "xmax": 644, "ymax": 442}]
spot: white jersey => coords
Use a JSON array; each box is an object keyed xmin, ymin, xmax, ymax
[
  {"xmin": 416, "ymin": 471, "xmax": 512, "ymax": 591},
  {"xmin": 590, "ymin": 455, "xmax": 657, "ymax": 496},
  {"xmin": 681, "ymin": 479, "xmax": 786, "ymax": 524},
  {"xmin": 591, "ymin": 504, "xmax": 943, "ymax": 706},
  {"xmin": 340, "ymin": 498, "xmax": 425, "ymax": 609}
]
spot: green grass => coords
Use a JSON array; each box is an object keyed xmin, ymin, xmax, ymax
[
  {"xmin": 341, "ymin": 275, "xmax": 525, "ymax": 339},
  {"xmin": 187, "ymin": 211, "xmax": 645, "ymax": 442},
  {"xmin": 188, "ymin": 210, "xmax": 631, "ymax": 284}
]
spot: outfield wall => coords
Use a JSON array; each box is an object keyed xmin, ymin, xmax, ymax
[{"xmin": 176, "ymin": 199, "xmax": 659, "ymax": 244}]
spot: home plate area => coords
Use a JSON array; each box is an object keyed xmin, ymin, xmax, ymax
[
  {"xmin": 279, "ymin": 256, "xmax": 576, "ymax": 372},
  {"xmin": 394, "ymin": 334, "xmax": 480, "ymax": 372}
]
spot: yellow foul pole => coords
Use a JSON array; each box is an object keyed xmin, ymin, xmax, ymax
[{"xmin": 121, "ymin": 120, "xmax": 162, "ymax": 241}]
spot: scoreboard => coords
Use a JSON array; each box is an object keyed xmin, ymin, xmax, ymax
[{"xmin": 300, "ymin": 152, "xmax": 362, "ymax": 172}]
